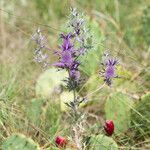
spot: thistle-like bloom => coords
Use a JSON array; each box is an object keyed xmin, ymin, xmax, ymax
[
  {"xmin": 54, "ymin": 51, "xmax": 73, "ymax": 69},
  {"xmin": 54, "ymin": 33, "xmax": 81, "ymax": 82},
  {"xmin": 68, "ymin": 8, "xmax": 93, "ymax": 55},
  {"xmin": 101, "ymin": 52, "xmax": 119, "ymax": 86},
  {"xmin": 32, "ymin": 28, "xmax": 49, "ymax": 67},
  {"xmin": 54, "ymin": 8, "xmax": 93, "ymax": 82},
  {"xmin": 54, "ymin": 34, "xmax": 73, "ymax": 68},
  {"xmin": 32, "ymin": 8, "xmax": 93, "ymax": 84}
]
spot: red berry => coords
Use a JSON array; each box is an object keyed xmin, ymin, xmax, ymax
[
  {"xmin": 55, "ymin": 136, "xmax": 67, "ymax": 148},
  {"xmin": 104, "ymin": 120, "xmax": 114, "ymax": 136}
]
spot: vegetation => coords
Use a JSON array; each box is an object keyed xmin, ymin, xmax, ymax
[{"xmin": 0, "ymin": 0, "xmax": 149, "ymax": 149}]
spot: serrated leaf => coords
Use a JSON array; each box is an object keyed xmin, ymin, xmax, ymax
[{"xmin": 2, "ymin": 134, "xmax": 40, "ymax": 150}]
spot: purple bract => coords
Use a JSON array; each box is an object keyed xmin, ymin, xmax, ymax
[
  {"xmin": 101, "ymin": 54, "xmax": 119, "ymax": 86},
  {"xmin": 54, "ymin": 33, "xmax": 81, "ymax": 81}
]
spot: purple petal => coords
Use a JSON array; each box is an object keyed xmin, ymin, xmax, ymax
[
  {"xmin": 60, "ymin": 33, "xmax": 74, "ymax": 51},
  {"xmin": 53, "ymin": 62, "xmax": 65, "ymax": 68},
  {"xmin": 105, "ymin": 66, "xmax": 115, "ymax": 78},
  {"xmin": 61, "ymin": 51, "xmax": 73, "ymax": 65}
]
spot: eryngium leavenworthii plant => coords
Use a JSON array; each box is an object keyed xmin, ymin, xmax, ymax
[
  {"xmin": 55, "ymin": 8, "xmax": 94, "ymax": 150},
  {"xmin": 32, "ymin": 8, "xmax": 121, "ymax": 150},
  {"xmin": 32, "ymin": 8, "xmax": 94, "ymax": 149},
  {"xmin": 53, "ymin": 8, "xmax": 94, "ymax": 120}
]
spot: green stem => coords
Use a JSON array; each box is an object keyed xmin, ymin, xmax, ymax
[
  {"xmin": 67, "ymin": 69, "xmax": 78, "ymax": 121},
  {"xmin": 73, "ymin": 80, "xmax": 78, "ymax": 121},
  {"xmin": 67, "ymin": 70, "xmax": 82, "ymax": 149}
]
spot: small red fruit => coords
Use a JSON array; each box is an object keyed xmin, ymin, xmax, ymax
[
  {"xmin": 104, "ymin": 120, "xmax": 114, "ymax": 136},
  {"xmin": 55, "ymin": 136, "xmax": 67, "ymax": 148}
]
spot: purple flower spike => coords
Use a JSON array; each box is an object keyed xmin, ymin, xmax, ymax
[
  {"xmin": 61, "ymin": 51, "xmax": 73, "ymax": 67},
  {"xmin": 54, "ymin": 32, "xmax": 82, "ymax": 84},
  {"xmin": 101, "ymin": 53, "xmax": 119, "ymax": 86},
  {"xmin": 32, "ymin": 28, "xmax": 49, "ymax": 67},
  {"xmin": 54, "ymin": 51, "xmax": 73, "ymax": 69},
  {"xmin": 105, "ymin": 59, "xmax": 117, "ymax": 79},
  {"xmin": 55, "ymin": 34, "xmax": 74, "ymax": 68}
]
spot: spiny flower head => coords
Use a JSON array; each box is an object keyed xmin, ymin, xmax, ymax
[
  {"xmin": 54, "ymin": 33, "xmax": 81, "ymax": 83},
  {"xmin": 54, "ymin": 34, "xmax": 76, "ymax": 66},
  {"xmin": 101, "ymin": 52, "xmax": 119, "ymax": 86},
  {"xmin": 32, "ymin": 28, "xmax": 49, "ymax": 68},
  {"xmin": 32, "ymin": 8, "xmax": 94, "ymax": 86},
  {"xmin": 54, "ymin": 8, "xmax": 93, "ymax": 82},
  {"xmin": 67, "ymin": 8, "xmax": 93, "ymax": 55},
  {"xmin": 105, "ymin": 58, "xmax": 118, "ymax": 78}
]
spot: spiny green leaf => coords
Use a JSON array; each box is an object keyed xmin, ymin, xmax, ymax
[
  {"xmin": 90, "ymin": 134, "xmax": 118, "ymax": 150},
  {"xmin": 105, "ymin": 92, "xmax": 133, "ymax": 134},
  {"xmin": 2, "ymin": 134, "xmax": 40, "ymax": 150}
]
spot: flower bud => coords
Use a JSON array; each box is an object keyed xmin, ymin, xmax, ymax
[
  {"xmin": 55, "ymin": 136, "xmax": 67, "ymax": 148},
  {"xmin": 104, "ymin": 120, "xmax": 114, "ymax": 136}
]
